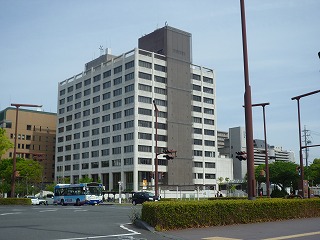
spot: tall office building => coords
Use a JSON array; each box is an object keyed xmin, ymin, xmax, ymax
[
  {"xmin": 56, "ymin": 26, "xmax": 220, "ymax": 192},
  {"xmin": 0, "ymin": 107, "xmax": 56, "ymax": 182}
]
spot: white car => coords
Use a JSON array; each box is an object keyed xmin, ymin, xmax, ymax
[{"xmin": 25, "ymin": 196, "xmax": 40, "ymax": 205}]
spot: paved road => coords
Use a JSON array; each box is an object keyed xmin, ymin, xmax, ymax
[{"xmin": 1, "ymin": 204, "xmax": 320, "ymax": 240}]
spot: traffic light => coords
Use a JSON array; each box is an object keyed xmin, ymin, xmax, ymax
[
  {"xmin": 235, "ymin": 151, "xmax": 247, "ymax": 161},
  {"xmin": 162, "ymin": 149, "xmax": 176, "ymax": 160},
  {"xmin": 296, "ymin": 166, "xmax": 301, "ymax": 176}
]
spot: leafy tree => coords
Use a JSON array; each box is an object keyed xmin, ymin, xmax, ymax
[
  {"xmin": 0, "ymin": 158, "xmax": 43, "ymax": 196},
  {"xmin": 305, "ymin": 158, "xmax": 320, "ymax": 186},
  {"xmin": 79, "ymin": 176, "xmax": 93, "ymax": 183},
  {"xmin": 0, "ymin": 129, "xmax": 13, "ymax": 159},
  {"xmin": 269, "ymin": 161, "xmax": 299, "ymax": 192}
]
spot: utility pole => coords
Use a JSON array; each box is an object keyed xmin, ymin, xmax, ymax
[{"xmin": 302, "ymin": 125, "xmax": 311, "ymax": 167}]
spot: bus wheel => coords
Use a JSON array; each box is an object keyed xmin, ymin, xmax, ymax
[
  {"xmin": 60, "ymin": 199, "xmax": 65, "ymax": 206},
  {"xmin": 75, "ymin": 199, "xmax": 80, "ymax": 206}
]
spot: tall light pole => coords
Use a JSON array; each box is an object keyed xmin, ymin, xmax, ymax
[
  {"xmin": 10, "ymin": 103, "xmax": 42, "ymax": 197},
  {"xmin": 252, "ymin": 102, "xmax": 270, "ymax": 197},
  {"xmin": 153, "ymin": 100, "xmax": 159, "ymax": 198},
  {"xmin": 240, "ymin": 0, "xmax": 256, "ymax": 200},
  {"xmin": 291, "ymin": 90, "xmax": 320, "ymax": 197}
]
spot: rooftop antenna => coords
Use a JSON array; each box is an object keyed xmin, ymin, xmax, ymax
[{"xmin": 99, "ymin": 45, "xmax": 104, "ymax": 56}]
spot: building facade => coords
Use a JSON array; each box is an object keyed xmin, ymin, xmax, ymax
[
  {"xmin": 0, "ymin": 107, "xmax": 56, "ymax": 182},
  {"xmin": 55, "ymin": 26, "xmax": 222, "ymax": 192}
]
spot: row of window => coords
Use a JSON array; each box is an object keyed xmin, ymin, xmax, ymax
[
  {"xmin": 194, "ymin": 173, "xmax": 216, "ymax": 179},
  {"xmin": 192, "ymin": 74, "xmax": 214, "ymax": 84},
  {"xmin": 193, "ymin": 161, "xmax": 216, "ymax": 168}
]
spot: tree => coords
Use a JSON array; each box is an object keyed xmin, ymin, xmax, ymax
[
  {"xmin": 305, "ymin": 158, "xmax": 320, "ymax": 186},
  {"xmin": 269, "ymin": 161, "xmax": 299, "ymax": 192},
  {"xmin": 0, "ymin": 158, "xmax": 43, "ymax": 196},
  {"xmin": 0, "ymin": 129, "xmax": 13, "ymax": 159}
]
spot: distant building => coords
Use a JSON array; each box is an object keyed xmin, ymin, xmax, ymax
[
  {"xmin": 0, "ymin": 107, "xmax": 56, "ymax": 182},
  {"xmin": 219, "ymin": 126, "xmax": 295, "ymax": 180},
  {"xmin": 55, "ymin": 25, "xmax": 233, "ymax": 192}
]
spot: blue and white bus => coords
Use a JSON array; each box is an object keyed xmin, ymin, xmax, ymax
[{"xmin": 54, "ymin": 182, "xmax": 104, "ymax": 206}]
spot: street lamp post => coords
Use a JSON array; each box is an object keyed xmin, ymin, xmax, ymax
[
  {"xmin": 10, "ymin": 103, "xmax": 42, "ymax": 198},
  {"xmin": 291, "ymin": 90, "xmax": 320, "ymax": 197},
  {"xmin": 240, "ymin": 0, "xmax": 256, "ymax": 200},
  {"xmin": 252, "ymin": 102, "xmax": 270, "ymax": 197}
]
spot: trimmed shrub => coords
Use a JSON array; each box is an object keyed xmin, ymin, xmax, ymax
[
  {"xmin": 141, "ymin": 198, "xmax": 320, "ymax": 231},
  {"xmin": 0, "ymin": 198, "xmax": 31, "ymax": 205}
]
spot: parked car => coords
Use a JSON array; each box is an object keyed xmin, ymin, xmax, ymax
[
  {"xmin": 131, "ymin": 192, "xmax": 158, "ymax": 205},
  {"xmin": 25, "ymin": 196, "xmax": 40, "ymax": 205}
]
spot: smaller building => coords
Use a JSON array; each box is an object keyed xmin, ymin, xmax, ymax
[{"xmin": 0, "ymin": 107, "xmax": 56, "ymax": 183}]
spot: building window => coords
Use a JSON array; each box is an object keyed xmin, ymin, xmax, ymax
[
  {"xmin": 154, "ymin": 87, "xmax": 167, "ymax": 95},
  {"xmin": 204, "ymin": 108, "xmax": 214, "ymax": 115},
  {"xmin": 101, "ymin": 149, "xmax": 110, "ymax": 156},
  {"xmin": 91, "ymin": 162, "xmax": 99, "ymax": 168},
  {"xmin": 103, "ymin": 81, "xmax": 111, "ymax": 89},
  {"xmin": 138, "ymin": 158, "xmax": 151, "ymax": 165},
  {"xmin": 154, "ymin": 75, "xmax": 167, "ymax": 84},
  {"xmin": 193, "ymin": 161, "xmax": 203, "ymax": 168},
  {"xmin": 102, "ymin": 114, "xmax": 110, "ymax": 122},
  {"xmin": 92, "ymin": 106, "xmax": 100, "ymax": 114},
  {"xmin": 91, "ymin": 151, "xmax": 99, "ymax": 158},
  {"xmin": 139, "ymin": 60, "xmax": 152, "ymax": 69},
  {"xmin": 138, "ymin": 108, "xmax": 152, "ymax": 116},
  {"xmin": 103, "ymin": 70, "xmax": 111, "ymax": 78},
  {"xmin": 112, "ymin": 123, "xmax": 121, "ymax": 131},
  {"xmin": 93, "ymin": 74, "xmax": 101, "ymax": 82},
  {"xmin": 75, "ymin": 92, "xmax": 82, "ymax": 99},
  {"xmin": 84, "ymin": 89, "xmax": 91, "ymax": 96},
  {"xmin": 205, "ymin": 162, "xmax": 215, "ymax": 168},
  {"xmin": 204, "ymin": 129, "xmax": 215, "ymax": 136},
  {"xmin": 92, "ymin": 128, "xmax": 100, "ymax": 135},
  {"xmin": 113, "ymin": 88, "xmax": 122, "ymax": 97},
  {"xmin": 60, "ymin": 89, "xmax": 66, "ymax": 96},
  {"xmin": 194, "ymin": 139, "xmax": 202, "ymax": 145},
  {"xmin": 125, "ymin": 60, "xmax": 134, "ymax": 69},
  {"xmin": 59, "ymin": 97, "xmax": 65, "ymax": 105},
  {"xmin": 124, "ymin": 108, "xmax": 134, "ymax": 116},
  {"xmin": 154, "ymin": 64, "xmax": 166, "ymax": 72},
  {"xmin": 125, "ymin": 96, "xmax": 134, "ymax": 105},
  {"xmin": 82, "ymin": 152, "xmax": 89, "ymax": 159},
  {"xmin": 205, "ymin": 151, "xmax": 215, "ymax": 157},
  {"xmin": 138, "ymin": 120, "xmax": 152, "ymax": 128},
  {"xmin": 192, "ymin": 74, "xmax": 201, "ymax": 81},
  {"xmin": 82, "ymin": 141, "xmax": 89, "ymax": 148},
  {"xmin": 138, "ymin": 95, "xmax": 152, "ymax": 104},
  {"xmin": 74, "ymin": 122, "xmax": 81, "ymax": 129},
  {"xmin": 194, "ymin": 128, "xmax": 202, "ymax": 134},
  {"xmin": 102, "ymin": 137, "xmax": 110, "ymax": 145},
  {"xmin": 75, "ymin": 102, "xmax": 81, "ymax": 109},
  {"xmin": 112, "ymin": 135, "xmax": 121, "ymax": 143},
  {"xmin": 203, "ymin": 97, "xmax": 214, "ymax": 104},
  {"xmin": 83, "ymin": 99, "xmax": 90, "ymax": 106},
  {"xmin": 205, "ymin": 174, "xmax": 215, "ymax": 179},
  {"xmin": 138, "ymin": 145, "xmax": 152, "ymax": 152},
  {"xmin": 67, "ymin": 95, "xmax": 73, "ymax": 102},
  {"xmin": 102, "ymin": 126, "xmax": 110, "ymax": 133},
  {"xmin": 124, "ymin": 120, "xmax": 134, "ymax": 129},
  {"xmin": 124, "ymin": 145, "xmax": 134, "ymax": 153},
  {"xmin": 103, "ymin": 92, "xmax": 111, "ymax": 100},
  {"xmin": 93, "ymin": 85, "xmax": 100, "ymax": 93},
  {"xmin": 204, "ymin": 118, "xmax": 214, "ymax": 125},
  {"xmin": 203, "ymin": 87, "xmax": 214, "ymax": 94},
  {"xmin": 204, "ymin": 140, "xmax": 215, "ymax": 146},
  {"xmin": 193, "ymin": 95, "xmax": 201, "ymax": 102},
  {"xmin": 83, "ymin": 120, "xmax": 90, "ymax": 127},
  {"xmin": 113, "ymin": 111, "xmax": 122, "ymax": 120},
  {"xmin": 125, "ymin": 84, "xmax": 134, "ymax": 92},
  {"xmin": 203, "ymin": 76, "xmax": 213, "ymax": 84},
  {"xmin": 194, "ymin": 150, "xmax": 203, "ymax": 156},
  {"xmin": 138, "ymin": 72, "xmax": 152, "ymax": 80},
  {"xmin": 82, "ymin": 163, "xmax": 89, "ymax": 169},
  {"xmin": 113, "ymin": 77, "xmax": 122, "ymax": 85},
  {"xmin": 76, "ymin": 82, "xmax": 82, "ymax": 89},
  {"xmin": 103, "ymin": 103, "xmax": 111, "ymax": 111},
  {"xmin": 112, "ymin": 159, "xmax": 121, "ymax": 166},
  {"xmin": 193, "ymin": 106, "xmax": 202, "ymax": 113},
  {"xmin": 113, "ymin": 100, "xmax": 122, "ymax": 108},
  {"xmin": 124, "ymin": 132, "xmax": 134, "ymax": 141},
  {"xmin": 124, "ymin": 158, "xmax": 133, "ymax": 165},
  {"xmin": 82, "ymin": 130, "xmax": 90, "ymax": 137},
  {"xmin": 125, "ymin": 72, "xmax": 134, "ymax": 81},
  {"xmin": 101, "ymin": 160, "xmax": 109, "ymax": 167},
  {"xmin": 74, "ymin": 112, "xmax": 81, "ymax": 119},
  {"xmin": 138, "ymin": 132, "xmax": 152, "ymax": 140},
  {"xmin": 193, "ymin": 84, "xmax": 201, "ymax": 91},
  {"xmin": 138, "ymin": 83, "xmax": 152, "ymax": 92},
  {"xmin": 84, "ymin": 79, "xmax": 91, "ymax": 86},
  {"xmin": 83, "ymin": 109, "xmax": 90, "ymax": 116},
  {"xmin": 92, "ymin": 117, "xmax": 100, "ymax": 125},
  {"xmin": 74, "ymin": 133, "xmax": 80, "ymax": 139},
  {"xmin": 114, "ymin": 65, "xmax": 122, "ymax": 74},
  {"xmin": 112, "ymin": 147, "xmax": 121, "ymax": 155}
]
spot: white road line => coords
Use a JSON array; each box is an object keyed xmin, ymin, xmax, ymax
[
  {"xmin": 39, "ymin": 209, "xmax": 58, "ymax": 213},
  {"xmin": 262, "ymin": 231, "xmax": 320, "ymax": 240},
  {"xmin": 55, "ymin": 223, "xmax": 141, "ymax": 240},
  {"xmin": 0, "ymin": 212, "xmax": 21, "ymax": 216}
]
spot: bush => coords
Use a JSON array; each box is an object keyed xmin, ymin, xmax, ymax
[
  {"xmin": 141, "ymin": 198, "xmax": 320, "ymax": 231},
  {"xmin": 270, "ymin": 188, "xmax": 287, "ymax": 198},
  {"xmin": 0, "ymin": 198, "xmax": 31, "ymax": 205}
]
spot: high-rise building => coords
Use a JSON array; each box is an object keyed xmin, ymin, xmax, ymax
[
  {"xmin": 55, "ymin": 26, "xmax": 227, "ymax": 192},
  {"xmin": 0, "ymin": 107, "xmax": 56, "ymax": 182}
]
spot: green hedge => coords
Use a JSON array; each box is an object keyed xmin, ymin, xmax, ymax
[
  {"xmin": 141, "ymin": 198, "xmax": 320, "ymax": 231},
  {"xmin": 0, "ymin": 198, "xmax": 31, "ymax": 205}
]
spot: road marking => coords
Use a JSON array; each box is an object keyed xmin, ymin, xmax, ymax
[
  {"xmin": 74, "ymin": 209, "xmax": 88, "ymax": 212},
  {"xmin": 54, "ymin": 223, "xmax": 141, "ymax": 240},
  {"xmin": 0, "ymin": 212, "xmax": 21, "ymax": 216},
  {"xmin": 262, "ymin": 231, "xmax": 320, "ymax": 240},
  {"xmin": 202, "ymin": 237, "xmax": 241, "ymax": 240},
  {"xmin": 39, "ymin": 209, "xmax": 58, "ymax": 213}
]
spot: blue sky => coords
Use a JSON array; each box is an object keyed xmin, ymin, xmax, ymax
[{"xmin": 1, "ymin": 0, "xmax": 319, "ymax": 163}]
